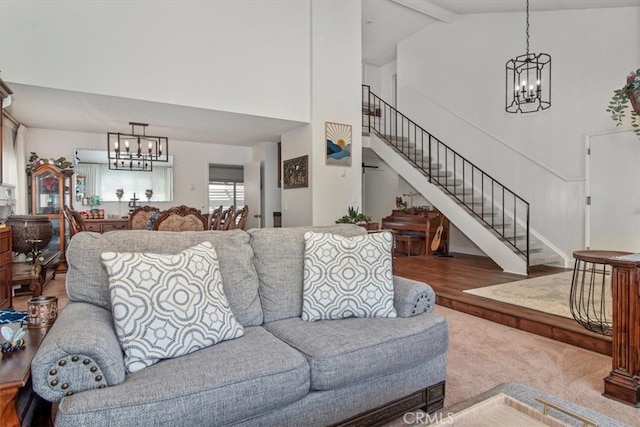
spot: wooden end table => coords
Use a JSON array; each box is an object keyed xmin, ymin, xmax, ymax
[
  {"xmin": 12, "ymin": 251, "xmax": 61, "ymax": 298},
  {"xmin": 0, "ymin": 327, "xmax": 51, "ymax": 426}
]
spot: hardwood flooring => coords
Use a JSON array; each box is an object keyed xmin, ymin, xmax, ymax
[{"xmin": 393, "ymin": 253, "xmax": 611, "ymax": 356}]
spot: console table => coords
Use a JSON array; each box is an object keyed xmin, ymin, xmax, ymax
[
  {"xmin": 85, "ymin": 218, "xmax": 129, "ymax": 233},
  {"xmin": 12, "ymin": 251, "xmax": 60, "ymax": 298}
]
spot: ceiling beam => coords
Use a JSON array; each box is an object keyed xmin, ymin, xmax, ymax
[{"xmin": 391, "ymin": 0, "xmax": 459, "ymax": 23}]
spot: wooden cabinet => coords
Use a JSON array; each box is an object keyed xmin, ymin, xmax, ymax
[
  {"xmin": 85, "ymin": 219, "xmax": 129, "ymax": 233},
  {"xmin": 29, "ymin": 164, "xmax": 74, "ymax": 270},
  {"xmin": 0, "ymin": 227, "xmax": 13, "ymax": 309},
  {"xmin": 0, "ymin": 78, "xmax": 12, "ymax": 184}
]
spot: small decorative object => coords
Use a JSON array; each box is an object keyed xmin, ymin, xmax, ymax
[
  {"xmin": 147, "ymin": 211, "xmax": 161, "ymax": 230},
  {"xmin": 5, "ymin": 215, "xmax": 53, "ymax": 254},
  {"xmin": 27, "ymin": 296, "xmax": 58, "ymax": 329},
  {"xmin": 607, "ymin": 68, "xmax": 640, "ymax": 139},
  {"xmin": 26, "ymin": 240, "xmax": 45, "ymax": 275},
  {"xmin": 325, "ymin": 122, "xmax": 352, "ymax": 166},
  {"xmin": 145, "ymin": 189, "xmax": 153, "ymax": 201},
  {"xmin": 283, "ymin": 155, "xmax": 309, "ymax": 189},
  {"xmin": 1, "ymin": 325, "xmax": 26, "ymax": 352},
  {"xmin": 25, "ymin": 152, "xmax": 74, "ymax": 174},
  {"xmin": 115, "ymin": 188, "xmax": 124, "ymax": 200},
  {"xmin": 396, "ymin": 197, "xmax": 408, "ymax": 209},
  {"xmin": 128, "ymin": 192, "xmax": 140, "ymax": 209}
]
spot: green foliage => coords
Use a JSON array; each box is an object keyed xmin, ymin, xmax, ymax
[
  {"xmin": 335, "ymin": 206, "xmax": 372, "ymax": 224},
  {"xmin": 606, "ymin": 69, "xmax": 640, "ymax": 139}
]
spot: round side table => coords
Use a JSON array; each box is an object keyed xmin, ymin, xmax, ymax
[{"xmin": 570, "ymin": 250, "xmax": 632, "ymax": 336}]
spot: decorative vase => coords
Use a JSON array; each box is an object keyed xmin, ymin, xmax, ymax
[
  {"xmin": 6, "ymin": 215, "xmax": 53, "ymax": 254},
  {"xmin": 628, "ymin": 88, "xmax": 640, "ymax": 115}
]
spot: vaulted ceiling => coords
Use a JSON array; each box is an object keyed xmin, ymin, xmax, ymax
[{"xmin": 5, "ymin": 0, "xmax": 640, "ymax": 145}]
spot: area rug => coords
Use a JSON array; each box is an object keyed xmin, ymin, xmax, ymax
[
  {"xmin": 463, "ymin": 271, "xmax": 578, "ymax": 319},
  {"xmin": 0, "ymin": 308, "xmax": 28, "ymax": 324}
]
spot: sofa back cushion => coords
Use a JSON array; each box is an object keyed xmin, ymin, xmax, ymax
[
  {"xmin": 248, "ymin": 225, "xmax": 367, "ymax": 323},
  {"xmin": 66, "ymin": 230, "xmax": 263, "ymax": 326}
]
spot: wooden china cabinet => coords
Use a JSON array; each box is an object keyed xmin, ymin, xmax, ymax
[
  {"xmin": 0, "ymin": 78, "xmax": 13, "ymax": 308},
  {"xmin": 29, "ymin": 164, "xmax": 74, "ymax": 270}
]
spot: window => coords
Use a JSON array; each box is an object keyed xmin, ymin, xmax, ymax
[
  {"xmin": 208, "ymin": 164, "xmax": 244, "ymax": 213},
  {"xmin": 208, "ymin": 182, "xmax": 244, "ymax": 213},
  {"xmin": 76, "ymin": 163, "xmax": 173, "ymax": 202}
]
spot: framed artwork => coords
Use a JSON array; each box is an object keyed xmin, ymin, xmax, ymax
[
  {"xmin": 283, "ymin": 155, "xmax": 308, "ymax": 189},
  {"xmin": 325, "ymin": 122, "xmax": 352, "ymax": 166}
]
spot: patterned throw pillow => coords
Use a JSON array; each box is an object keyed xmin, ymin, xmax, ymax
[
  {"xmin": 301, "ymin": 231, "xmax": 397, "ymax": 321},
  {"xmin": 101, "ymin": 242, "xmax": 244, "ymax": 373}
]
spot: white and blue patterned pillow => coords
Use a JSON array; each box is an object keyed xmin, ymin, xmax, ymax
[
  {"xmin": 101, "ymin": 242, "xmax": 244, "ymax": 373},
  {"xmin": 301, "ymin": 231, "xmax": 397, "ymax": 321}
]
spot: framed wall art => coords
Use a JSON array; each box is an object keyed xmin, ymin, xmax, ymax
[
  {"xmin": 325, "ymin": 122, "xmax": 352, "ymax": 166},
  {"xmin": 283, "ymin": 155, "xmax": 308, "ymax": 189}
]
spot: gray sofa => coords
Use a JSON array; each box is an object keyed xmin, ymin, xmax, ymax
[{"xmin": 31, "ymin": 224, "xmax": 448, "ymax": 426}]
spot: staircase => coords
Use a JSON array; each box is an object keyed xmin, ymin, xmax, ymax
[{"xmin": 362, "ymin": 85, "xmax": 562, "ymax": 275}]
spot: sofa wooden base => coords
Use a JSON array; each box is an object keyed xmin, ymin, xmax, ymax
[{"xmin": 332, "ymin": 381, "xmax": 445, "ymax": 427}]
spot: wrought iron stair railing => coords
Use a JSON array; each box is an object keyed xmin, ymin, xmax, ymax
[{"xmin": 362, "ymin": 85, "xmax": 530, "ymax": 269}]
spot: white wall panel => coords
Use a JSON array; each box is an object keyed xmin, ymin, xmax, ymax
[{"xmin": 0, "ymin": 1, "xmax": 311, "ymax": 123}]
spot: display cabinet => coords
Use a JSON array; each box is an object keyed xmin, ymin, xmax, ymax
[{"xmin": 29, "ymin": 164, "xmax": 74, "ymax": 270}]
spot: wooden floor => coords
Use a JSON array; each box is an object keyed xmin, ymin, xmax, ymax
[{"xmin": 393, "ymin": 253, "xmax": 612, "ymax": 356}]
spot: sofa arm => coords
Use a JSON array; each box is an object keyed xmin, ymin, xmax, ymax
[
  {"xmin": 393, "ymin": 275, "xmax": 436, "ymax": 317},
  {"xmin": 31, "ymin": 302, "xmax": 126, "ymax": 403}
]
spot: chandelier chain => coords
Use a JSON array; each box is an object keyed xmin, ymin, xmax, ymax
[{"xmin": 525, "ymin": 0, "xmax": 530, "ymax": 55}]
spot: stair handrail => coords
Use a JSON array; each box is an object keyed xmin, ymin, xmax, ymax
[{"xmin": 362, "ymin": 84, "xmax": 530, "ymax": 271}]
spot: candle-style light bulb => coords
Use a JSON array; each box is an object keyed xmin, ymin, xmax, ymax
[
  {"xmin": 159, "ymin": 142, "xmax": 163, "ymax": 156},
  {"xmin": 125, "ymin": 140, "xmax": 129, "ymax": 152}
]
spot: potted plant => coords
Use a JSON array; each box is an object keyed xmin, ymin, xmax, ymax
[
  {"xmin": 607, "ymin": 69, "xmax": 640, "ymax": 138},
  {"xmin": 335, "ymin": 206, "xmax": 377, "ymax": 230}
]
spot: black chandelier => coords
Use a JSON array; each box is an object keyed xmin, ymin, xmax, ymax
[
  {"xmin": 107, "ymin": 122, "xmax": 169, "ymax": 171},
  {"xmin": 505, "ymin": 0, "xmax": 551, "ymax": 114}
]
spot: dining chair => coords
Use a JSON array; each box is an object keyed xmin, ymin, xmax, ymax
[
  {"xmin": 152, "ymin": 205, "xmax": 207, "ymax": 231},
  {"xmin": 221, "ymin": 205, "xmax": 236, "ymax": 231},
  {"xmin": 208, "ymin": 205, "xmax": 223, "ymax": 230},
  {"xmin": 129, "ymin": 206, "xmax": 161, "ymax": 230},
  {"xmin": 63, "ymin": 205, "xmax": 87, "ymax": 237}
]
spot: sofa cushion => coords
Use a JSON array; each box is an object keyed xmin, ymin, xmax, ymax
[
  {"xmin": 302, "ymin": 231, "xmax": 396, "ymax": 321},
  {"xmin": 54, "ymin": 327, "xmax": 311, "ymax": 427},
  {"xmin": 66, "ymin": 230, "xmax": 263, "ymax": 327},
  {"xmin": 264, "ymin": 314, "xmax": 448, "ymax": 391},
  {"xmin": 248, "ymin": 225, "xmax": 367, "ymax": 323},
  {"xmin": 101, "ymin": 242, "xmax": 244, "ymax": 373}
]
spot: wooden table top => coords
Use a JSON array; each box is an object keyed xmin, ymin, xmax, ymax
[
  {"xmin": 0, "ymin": 327, "xmax": 48, "ymax": 390},
  {"xmin": 573, "ymin": 250, "xmax": 633, "ymax": 264}
]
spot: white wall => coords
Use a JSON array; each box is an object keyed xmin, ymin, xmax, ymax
[
  {"xmin": 25, "ymin": 128, "xmax": 251, "ymax": 215},
  {"xmin": 281, "ymin": 125, "xmax": 313, "ymax": 227},
  {"xmin": 310, "ymin": 0, "xmax": 362, "ymax": 226},
  {"xmin": 393, "ymin": 7, "xmax": 640, "ymax": 258},
  {"xmin": 0, "ymin": 0, "xmax": 311, "ymax": 123},
  {"xmin": 252, "ymin": 142, "xmax": 280, "ymax": 228}
]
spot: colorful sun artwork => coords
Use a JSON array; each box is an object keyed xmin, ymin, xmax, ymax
[{"xmin": 325, "ymin": 122, "xmax": 352, "ymax": 166}]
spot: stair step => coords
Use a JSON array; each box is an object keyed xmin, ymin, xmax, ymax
[{"xmin": 529, "ymin": 251, "xmax": 564, "ymax": 267}]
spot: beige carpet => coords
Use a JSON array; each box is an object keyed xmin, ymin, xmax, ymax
[
  {"xmin": 386, "ymin": 306, "xmax": 635, "ymax": 426},
  {"xmin": 462, "ymin": 271, "xmax": 610, "ymax": 320}
]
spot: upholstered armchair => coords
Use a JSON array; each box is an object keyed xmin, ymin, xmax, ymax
[
  {"xmin": 128, "ymin": 206, "xmax": 160, "ymax": 230},
  {"xmin": 152, "ymin": 205, "xmax": 207, "ymax": 231}
]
